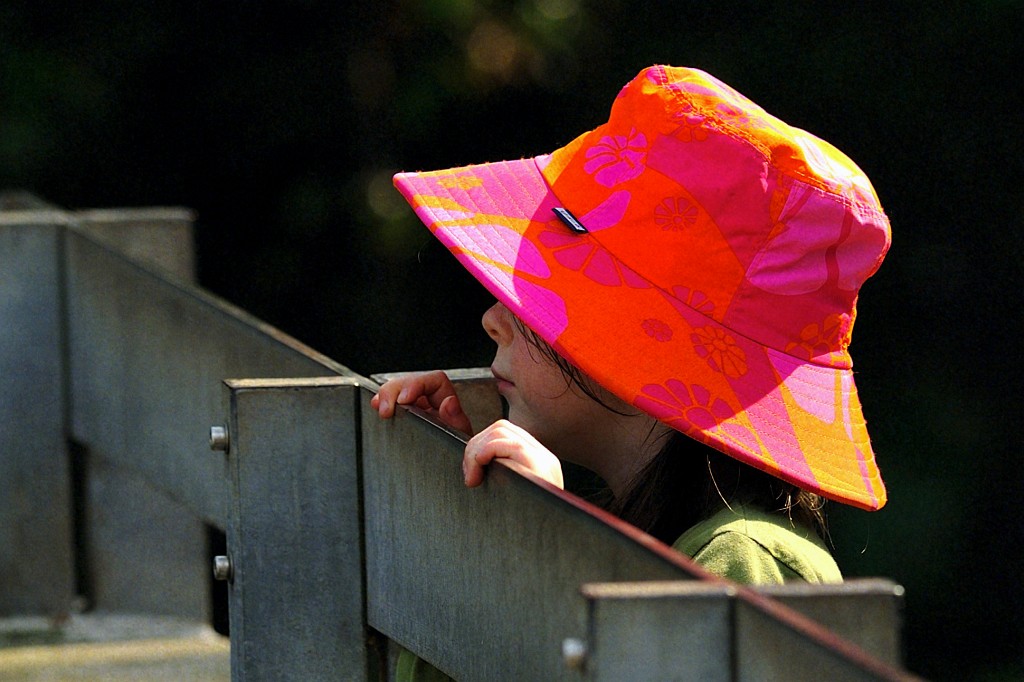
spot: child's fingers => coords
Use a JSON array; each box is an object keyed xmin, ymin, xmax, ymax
[
  {"xmin": 439, "ymin": 395, "xmax": 474, "ymax": 436},
  {"xmin": 462, "ymin": 447, "xmax": 490, "ymax": 488},
  {"xmin": 374, "ymin": 371, "xmax": 448, "ymax": 418},
  {"xmin": 462, "ymin": 421, "xmax": 564, "ymax": 489},
  {"xmin": 462, "ymin": 426, "xmax": 504, "ymax": 487},
  {"xmin": 398, "ymin": 370, "xmax": 459, "ymax": 411},
  {"xmin": 374, "ymin": 372, "xmax": 474, "ymax": 433},
  {"xmin": 373, "ymin": 379, "xmax": 405, "ymax": 418}
]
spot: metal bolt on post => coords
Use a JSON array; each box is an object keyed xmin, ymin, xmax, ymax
[
  {"xmin": 209, "ymin": 425, "xmax": 230, "ymax": 452},
  {"xmin": 213, "ymin": 555, "xmax": 233, "ymax": 582},
  {"xmin": 562, "ymin": 638, "xmax": 587, "ymax": 671}
]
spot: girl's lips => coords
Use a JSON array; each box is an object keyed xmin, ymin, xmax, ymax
[{"xmin": 491, "ymin": 367, "xmax": 514, "ymax": 391}]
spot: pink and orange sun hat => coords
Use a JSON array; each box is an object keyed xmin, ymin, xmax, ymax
[{"xmin": 394, "ymin": 65, "xmax": 891, "ymax": 510}]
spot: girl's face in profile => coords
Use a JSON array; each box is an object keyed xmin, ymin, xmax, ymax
[{"xmin": 482, "ymin": 301, "xmax": 646, "ymax": 475}]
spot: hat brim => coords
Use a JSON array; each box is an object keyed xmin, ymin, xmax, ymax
[{"xmin": 395, "ymin": 156, "xmax": 885, "ymax": 511}]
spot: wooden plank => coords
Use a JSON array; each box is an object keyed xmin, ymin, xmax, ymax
[
  {"xmin": 69, "ymin": 208, "xmax": 205, "ymax": 619},
  {"xmin": 72, "ymin": 207, "xmax": 198, "ymax": 280},
  {"xmin": 62, "ymin": 225, "xmax": 356, "ymax": 617},
  {"xmin": 734, "ymin": 589, "xmax": 916, "ymax": 681},
  {"xmin": 64, "ymin": 229, "xmax": 353, "ymax": 526},
  {"xmin": 360, "ymin": 387, "xmax": 704, "ymax": 681},
  {"xmin": 579, "ymin": 580, "xmax": 912, "ymax": 681},
  {"xmin": 0, "ymin": 216, "xmax": 75, "ymax": 615},
  {"xmin": 225, "ymin": 377, "xmax": 371, "ymax": 681},
  {"xmin": 581, "ymin": 582, "xmax": 734, "ymax": 682},
  {"xmin": 82, "ymin": 455, "xmax": 208, "ymax": 619},
  {"xmin": 361, "ymin": 389, "xmax": 914, "ymax": 680},
  {"xmin": 758, "ymin": 579, "xmax": 904, "ymax": 667}
]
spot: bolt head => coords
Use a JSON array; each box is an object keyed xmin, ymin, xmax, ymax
[
  {"xmin": 209, "ymin": 426, "xmax": 230, "ymax": 452},
  {"xmin": 562, "ymin": 638, "xmax": 587, "ymax": 670},
  {"xmin": 213, "ymin": 555, "xmax": 232, "ymax": 582}
]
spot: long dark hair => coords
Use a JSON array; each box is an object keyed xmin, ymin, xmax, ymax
[
  {"xmin": 514, "ymin": 317, "xmax": 828, "ymax": 546},
  {"xmin": 609, "ymin": 432, "xmax": 828, "ymax": 546}
]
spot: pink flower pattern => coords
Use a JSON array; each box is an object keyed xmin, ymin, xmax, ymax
[
  {"xmin": 538, "ymin": 229, "xmax": 650, "ymax": 288},
  {"xmin": 785, "ymin": 314, "xmax": 848, "ymax": 361},
  {"xmin": 668, "ymin": 102, "xmax": 710, "ymax": 142},
  {"xmin": 634, "ymin": 380, "xmax": 732, "ymax": 434},
  {"xmin": 538, "ymin": 191, "xmax": 648, "ymax": 288},
  {"xmin": 671, "ymin": 285, "xmax": 715, "ymax": 316},
  {"xmin": 635, "ymin": 380, "xmax": 763, "ymax": 456},
  {"xmin": 654, "ymin": 197, "xmax": 698, "ymax": 231},
  {"xmin": 641, "ymin": 318, "xmax": 673, "ymax": 342},
  {"xmin": 583, "ymin": 128, "xmax": 648, "ymax": 187},
  {"xmin": 671, "ymin": 116, "xmax": 709, "ymax": 142}
]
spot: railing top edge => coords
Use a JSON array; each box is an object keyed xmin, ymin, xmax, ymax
[
  {"xmin": 580, "ymin": 576, "xmax": 903, "ymax": 600},
  {"xmin": 757, "ymin": 577, "xmax": 905, "ymax": 598},
  {"xmin": 0, "ymin": 209, "xmax": 71, "ymax": 226},
  {"xmin": 371, "ymin": 367, "xmax": 494, "ymax": 384},
  {"xmin": 72, "ymin": 207, "xmax": 197, "ymax": 223},
  {"xmin": 581, "ymin": 580, "xmax": 736, "ymax": 599},
  {"xmin": 225, "ymin": 376, "xmax": 367, "ymax": 390}
]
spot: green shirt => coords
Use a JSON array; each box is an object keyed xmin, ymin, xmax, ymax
[
  {"xmin": 672, "ymin": 502, "xmax": 841, "ymax": 584},
  {"xmin": 397, "ymin": 503, "xmax": 840, "ymax": 680}
]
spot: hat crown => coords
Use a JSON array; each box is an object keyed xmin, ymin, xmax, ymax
[{"xmin": 541, "ymin": 66, "xmax": 891, "ymax": 368}]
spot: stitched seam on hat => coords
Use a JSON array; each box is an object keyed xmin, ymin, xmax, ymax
[
  {"xmin": 531, "ymin": 159, "xmax": 853, "ymax": 372},
  {"xmin": 658, "ymin": 277, "xmax": 850, "ymax": 371},
  {"xmin": 568, "ymin": 177, "xmax": 869, "ymax": 372}
]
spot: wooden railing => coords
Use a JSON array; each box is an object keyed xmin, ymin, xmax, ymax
[{"xmin": 0, "ymin": 197, "xmax": 919, "ymax": 680}]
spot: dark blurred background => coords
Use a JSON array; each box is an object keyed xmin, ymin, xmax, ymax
[{"xmin": 2, "ymin": 1, "xmax": 1021, "ymax": 679}]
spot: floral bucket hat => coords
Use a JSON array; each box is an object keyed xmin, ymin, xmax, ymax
[{"xmin": 394, "ymin": 65, "xmax": 891, "ymax": 510}]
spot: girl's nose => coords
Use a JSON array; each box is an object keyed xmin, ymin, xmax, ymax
[{"xmin": 482, "ymin": 301, "xmax": 513, "ymax": 345}]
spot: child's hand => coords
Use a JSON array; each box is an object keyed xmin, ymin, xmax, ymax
[
  {"xmin": 463, "ymin": 420, "xmax": 565, "ymax": 490},
  {"xmin": 371, "ymin": 370, "xmax": 474, "ymax": 436}
]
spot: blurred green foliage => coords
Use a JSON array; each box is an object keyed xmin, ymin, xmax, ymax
[{"xmin": 2, "ymin": 1, "xmax": 1022, "ymax": 679}]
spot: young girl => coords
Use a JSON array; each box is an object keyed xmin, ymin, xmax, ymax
[{"xmin": 372, "ymin": 64, "xmax": 890, "ymax": 678}]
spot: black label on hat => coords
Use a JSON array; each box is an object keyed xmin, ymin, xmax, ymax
[{"xmin": 553, "ymin": 207, "xmax": 588, "ymax": 234}]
